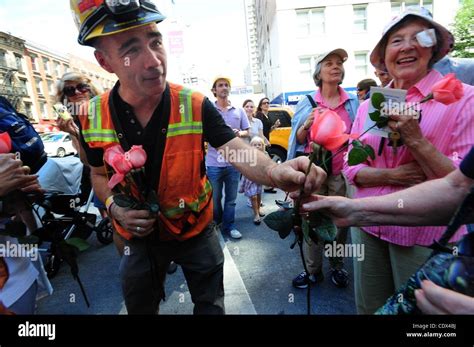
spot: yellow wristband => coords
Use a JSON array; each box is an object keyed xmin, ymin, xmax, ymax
[{"xmin": 105, "ymin": 195, "xmax": 115, "ymax": 216}]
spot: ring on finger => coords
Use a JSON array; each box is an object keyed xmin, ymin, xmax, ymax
[{"xmin": 136, "ymin": 226, "xmax": 141, "ymax": 232}]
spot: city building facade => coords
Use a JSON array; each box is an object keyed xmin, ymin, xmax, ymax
[
  {"xmin": 0, "ymin": 31, "xmax": 117, "ymax": 131},
  {"xmin": 253, "ymin": 0, "xmax": 460, "ymax": 105}
]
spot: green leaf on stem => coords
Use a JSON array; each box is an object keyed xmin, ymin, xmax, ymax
[
  {"xmin": 57, "ymin": 240, "xmax": 80, "ymax": 277},
  {"xmin": 308, "ymin": 211, "xmax": 337, "ymax": 242},
  {"xmin": 364, "ymin": 144, "xmax": 376, "ymax": 160},
  {"xmin": 65, "ymin": 237, "xmax": 91, "ymax": 252},
  {"xmin": 371, "ymin": 92, "xmax": 385, "ymax": 110},
  {"xmin": 351, "ymin": 140, "xmax": 364, "ymax": 148},
  {"xmin": 369, "ymin": 110, "xmax": 381, "ymax": 122},
  {"xmin": 376, "ymin": 117, "xmax": 389, "ymax": 129},
  {"xmin": 264, "ymin": 209, "xmax": 294, "ymax": 239},
  {"xmin": 348, "ymin": 147, "xmax": 369, "ymax": 166}
]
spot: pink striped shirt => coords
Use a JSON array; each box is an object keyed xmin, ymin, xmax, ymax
[
  {"xmin": 304, "ymin": 87, "xmax": 352, "ymax": 175},
  {"xmin": 343, "ymin": 70, "xmax": 474, "ymax": 246}
]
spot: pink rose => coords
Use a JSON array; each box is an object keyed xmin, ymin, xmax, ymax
[
  {"xmin": 125, "ymin": 145, "xmax": 147, "ymax": 168},
  {"xmin": 104, "ymin": 145, "xmax": 125, "ymax": 166},
  {"xmin": 104, "ymin": 145, "xmax": 133, "ymax": 189},
  {"xmin": 309, "ymin": 110, "xmax": 358, "ymax": 151},
  {"xmin": 431, "ymin": 73, "xmax": 464, "ymax": 105},
  {"xmin": 0, "ymin": 132, "xmax": 12, "ymax": 153},
  {"xmin": 111, "ymin": 154, "xmax": 133, "ymax": 174}
]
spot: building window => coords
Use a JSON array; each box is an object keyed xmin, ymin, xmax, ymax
[
  {"xmin": 30, "ymin": 54, "xmax": 39, "ymax": 71},
  {"xmin": 391, "ymin": 0, "xmax": 433, "ymax": 15},
  {"xmin": 422, "ymin": 0, "xmax": 433, "ymax": 14},
  {"xmin": 296, "ymin": 7, "xmax": 325, "ymax": 37},
  {"xmin": 47, "ymin": 80, "xmax": 55, "ymax": 95},
  {"xmin": 0, "ymin": 51, "xmax": 6, "ymax": 67},
  {"xmin": 353, "ymin": 4, "xmax": 368, "ymax": 32},
  {"xmin": 35, "ymin": 78, "xmax": 43, "ymax": 95},
  {"xmin": 299, "ymin": 57, "xmax": 314, "ymax": 78},
  {"xmin": 355, "ymin": 52, "xmax": 369, "ymax": 77},
  {"xmin": 42, "ymin": 58, "xmax": 51, "ymax": 75},
  {"xmin": 53, "ymin": 61, "xmax": 61, "ymax": 76},
  {"xmin": 24, "ymin": 102, "xmax": 33, "ymax": 118},
  {"xmin": 39, "ymin": 102, "xmax": 49, "ymax": 119},
  {"xmin": 14, "ymin": 54, "xmax": 23, "ymax": 72},
  {"xmin": 19, "ymin": 78, "xmax": 28, "ymax": 95}
]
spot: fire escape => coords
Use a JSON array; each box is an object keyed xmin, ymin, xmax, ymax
[{"xmin": 0, "ymin": 36, "xmax": 28, "ymax": 117}]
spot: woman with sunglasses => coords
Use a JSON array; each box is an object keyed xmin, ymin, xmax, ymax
[
  {"xmin": 255, "ymin": 97, "xmax": 280, "ymax": 193},
  {"xmin": 53, "ymin": 73, "xmax": 120, "ymax": 242},
  {"xmin": 255, "ymin": 97, "xmax": 280, "ymax": 143},
  {"xmin": 54, "ymin": 72, "xmax": 100, "ymax": 148}
]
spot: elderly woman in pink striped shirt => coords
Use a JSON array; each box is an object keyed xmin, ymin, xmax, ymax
[{"xmin": 343, "ymin": 8, "xmax": 474, "ymax": 314}]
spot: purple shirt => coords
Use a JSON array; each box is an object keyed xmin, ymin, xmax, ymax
[
  {"xmin": 343, "ymin": 69, "xmax": 474, "ymax": 246},
  {"xmin": 206, "ymin": 102, "xmax": 250, "ymax": 167}
]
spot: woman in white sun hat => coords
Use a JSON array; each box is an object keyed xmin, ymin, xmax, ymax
[{"xmin": 343, "ymin": 7, "xmax": 474, "ymax": 314}]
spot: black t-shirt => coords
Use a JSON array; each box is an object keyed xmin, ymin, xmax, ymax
[
  {"xmin": 255, "ymin": 111, "xmax": 272, "ymax": 140},
  {"xmin": 78, "ymin": 82, "xmax": 235, "ymax": 187},
  {"xmin": 460, "ymin": 146, "xmax": 474, "ymax": 179}
]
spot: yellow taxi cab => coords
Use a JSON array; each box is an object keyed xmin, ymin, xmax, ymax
[{"xmin": 267, "ymin": 105, "xmax": 294, "ymax": 162}]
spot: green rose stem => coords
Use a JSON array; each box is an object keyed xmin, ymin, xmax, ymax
[
  {"xmin": 292, "ymin": 121, "xmax": 381, "ymax": 315},
  {"xmin": 293, "ymin": 121, "xmax": 381, "ymax": 228}
]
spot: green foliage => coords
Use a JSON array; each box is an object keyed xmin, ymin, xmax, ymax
[
  {"xmin": 451, "ymin": 0, "xmax": 474, "ymax": 58},
  {"xmin": 371, "ymin": 92, "xmax": 385, "ymax": 110},
  {"xmin": 369, "ymin": 110, "xmax": 381, "ymax": 122},
  {"xmin": 347, "ymin": 92, "xmax": 388, "ymax": 166},
  {"xmin": 65, "ymin": 237, "xmax": 91, "ymax": 252},
  {"xmin": 307, "ymin": 211, "xmax": 337, "ymax": 242},
  {"xmin": 264, "ymin": 209, "xmax": 294, "ymax": 239},
  {"xmin": 348, "ymin": 139, "xmax": 376, "ymax": 165},
  {"xmin": 265, "ymin": 208, "xmax": 337, "ymax": 244}
]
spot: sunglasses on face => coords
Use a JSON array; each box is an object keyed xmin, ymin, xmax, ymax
[
  {"xmin": 63, "ymin": 83, "xmax": 90, "ymax": 97},
  {"xmin": 262, "ymin": 101, "xmax": 269, "ymax": 105}
]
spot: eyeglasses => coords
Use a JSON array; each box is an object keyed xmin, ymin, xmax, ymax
[
  {"xmin": 63, "ymin": 83, "xmax": 90, "ymax": 97},
  {"xmin": 262, "ymin": 101, "xmax": 269, "ymax": 105}
]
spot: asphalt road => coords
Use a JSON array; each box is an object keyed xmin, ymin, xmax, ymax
[{"xmin": 36, "ymin": 189, "xmax": 356, "ymax": 315}]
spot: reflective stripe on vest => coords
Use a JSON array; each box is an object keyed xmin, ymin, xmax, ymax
[
  {"xmin": 167, "ymin": 87, "xmax": 203, "ymax": 137},
  {"xmin": 162, "ymin": 179, "xmax": 212, "ymax": 218},
  {"xmin": 82, "ymin": 94, "xmax": 119, "ymax": 144}
]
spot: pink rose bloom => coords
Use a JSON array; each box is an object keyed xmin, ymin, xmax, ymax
[
  {"xmin": 309, "ymin": 110, "xmax": 358, "ymax": 152},
  {"xmin": 104, "ymin": 145, "xmax": 133, "ymax": 189},
  {"xmin": 125, "ymin": 145, "xmax": 147, "ymax": 168},
  {"xmin": 431, "ymin": 73, "xmax": 464, "ymax": 105},
  {"xmin": 0, "ymin": 132, "xmax": 12, "ymax": 153}
]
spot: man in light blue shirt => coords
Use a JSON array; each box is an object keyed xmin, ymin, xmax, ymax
[{"xmin": 206, "ymin": 77, "xmax": 250, "ymax": 239}]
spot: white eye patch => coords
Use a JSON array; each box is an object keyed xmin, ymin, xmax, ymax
[{"xmin": 416, "ymin": 28, "xmax": 437, "ymax": 47}]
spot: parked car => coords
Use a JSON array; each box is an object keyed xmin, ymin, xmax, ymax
[
  {"xmin": 42, "ymin": 132, "xmax": 77, "ymax": 157},
  {"xmin": 267, "ymin": 105, "xmax": 294, "ymax": 162}
]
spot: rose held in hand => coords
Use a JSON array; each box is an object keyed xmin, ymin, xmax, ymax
[
  {"xmin": 0, "ymin": 132, "xmax": 12, "ymax": 153},
  {"xmin": 104, "ymin": 145, "xmax": 132, "ymax": 189},
  {"xmin": 309, "ymin": 109, "xmax": 358, "ymax": 151},
  {"xmin": 430, "ymin": 73, "xmax": 464, "ymax": 105},
  {"xmin": 126, "ymin": 145, "xmax": 147, "ymax": 168}
]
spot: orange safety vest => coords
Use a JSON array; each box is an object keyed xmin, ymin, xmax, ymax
[{"xmin": 78, "ymin": 82, "xmax": 213, "ymax": 241}]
